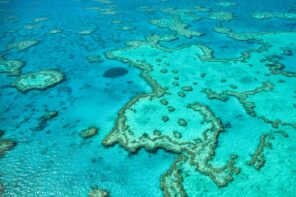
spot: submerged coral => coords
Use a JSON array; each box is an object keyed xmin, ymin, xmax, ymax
[
  {"xmin": 32, "ymin": 111, "xmax": 59, "ymax": 131},
  {"xmin": 12, "ymin": 70, "xmax": 64, "ymax": 92},
  {"xmin": 0, "ymin": 138, "xmax": 16, "ymax": 157},
  {"xmin": 89, "ymin": 188, "xmax": 108, "ymax": 197},
  {"xmin": 80, "ymin": 126, "xmax": 99, "ymax": 139},
  {"xmin": 216, "ymin": 1, "xmax": 238, "ymax": 7},
  {"xmin": 87, "ymin": 55, "xmax": 103, "ymax": 63},
  {"xmin": 7, "ymin": 40, "xmax": 39, "ymax": 51},
  {"xmin": 0, "ymin": 57, "xmax": 24, "ymax": 75},
  {"xmin": 208, "ymin": 12, "xmax": 234, "ymax": 21},
  {"xmin": 252, "ymin": 12, "xmax": 296, "ymax": 20},
  {"xmin": 49, "ymin": 29, "xmax": 63, "ymax": 34},
  {"xmin": 150, "ymin": 16, "xmax": 203, "ymax": 38},
  {"xmin": 78, "ymin": 29, "xmax": 96, "ymax": 35}
]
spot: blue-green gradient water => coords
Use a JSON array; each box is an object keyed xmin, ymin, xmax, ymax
[{"xmin": 0, "ymin": 0, "xmax": 295, "ymax": 196}]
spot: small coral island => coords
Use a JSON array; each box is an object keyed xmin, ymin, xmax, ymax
[
  {"xmin": 80, "ymin": 126, "xmax": 99, "ymax": 139},
  {"xmin": 12, "ymin": 69, "xmax": 64, "ymax": 92}
]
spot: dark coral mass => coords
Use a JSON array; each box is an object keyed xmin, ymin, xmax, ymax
[{"xmin": 103, "ymin": 67, "xmax": 128, "ymax": 78}]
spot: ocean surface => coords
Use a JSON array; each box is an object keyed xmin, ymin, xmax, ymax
[{"xmin": 0, "ymin": 0, "xmax": 295, "ymax": 196}]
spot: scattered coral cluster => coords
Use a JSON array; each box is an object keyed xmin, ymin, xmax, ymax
[{"xmin": 1, "ymin": 36, "xmax": 64, "ymax": 93}]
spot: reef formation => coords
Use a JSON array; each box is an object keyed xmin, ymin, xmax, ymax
[
  {"xmin": 102, "ymin": 7, "xmax": 296, "ymax": 196},
  {"xmin": 0, "ymin": 57, "xmax": 24, "ymax": 75},
  {"xmin": 1, "ymin": 1, "xmax": 295, "ymax": 196},
  {"xmin": 7, "ymin": 40, "xmax": 39, "ymax": 51},
  {"xmin": 12, "ymin": 70, "xmax": 64, "ymax": 92},
  {"xmin": 0, "ymin": 131, "xmax": 16, "ymax": 158},
  {"xmin": 80, "ymin": 126, "xmax": 99, "ymax": 139},
  {"xmin": 89, "ymin": 188, "xmax": 108, "ymax": 197}
]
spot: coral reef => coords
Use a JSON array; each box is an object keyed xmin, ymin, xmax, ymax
[
  {"xmin": 0, "ymin": 139, "xmax": 16, "ymax": 157},
  {"xmin": 118, "ymin": 26, "xmax": 135, "ymax": 31},
  {"xmin": 12, "ymin": 70, "xmax": 64, "ymax": 92},
  {"xmin": 208, "ymin": 12, "xmax": 234, "ymax": 21},
  {"xmin": 150, "ymin": 16, "xmax": 202, "ymax": 38},
  {"xmin": 33, "ymin": 17, "xmax": 48, "ymax": 22},
  {"xmin": 102, "ymin": 36, "xmax": 243, "ymax": 190},
  {"xmin": 33, "ymin": 111, "xmax": 59, "ymax": 131},
  {"xmin": 7, "ymin": 40, "xmax": 39, "ymax": 51},
  {"xmin": 40, "ymin": 111, "xmax": 58, "ymax": 121},
  {"xmin": 78, "ymin": 29, "xmax": 96, "ymax": 35},
  {"xmin": 102, "ymin": 21, "xmax": 296, "ymax": 194},
  {"xmin": 216, "ymin": 1, "xmax": 238, "ymax": 7},
  {"xmin": 0, "ymin": 131, "xmax": 16, "ymax": 195},
  {"xmin": 80, "ymin": 126, "xmax": 99, "ymax": 139},
  {"xmin": 49, "ymin": 29, "xmax": 63, "ymax": 34},
  {"xmin": 247, "ymin": 131, "xmax": 289, "ymax": 170},
  {"xmin": 111, "ymin": 20, "xmax": 122, "ymax": 24},
  {"xmin": 87, "ymin": 55, "xmax": 103, "ymax": 63},
  {"xmin": 89, "ymin": 188, "xmax": 108, "ymax": 197},
  {"xmin": 252, "ymin": 12, "xmax": 296, "ymax": 20},
  {"xmin": 193, "ymin": 6, "xmax": 210, "ymax": 12},
  {"xmin": 23, "ymin": 24, "xmax": 42, "ymax": 30},
  {"xmin": 1, "ymin": 2, "xmax": 296, "ymax": 196},
  {"xmin": 0, "ymin": 57, "xmax": 24, "ymax": 75}
]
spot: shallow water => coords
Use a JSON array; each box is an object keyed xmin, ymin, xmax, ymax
[{"xmin": 0, "ymin": 0, "xmax": 295, "ymax": 196}]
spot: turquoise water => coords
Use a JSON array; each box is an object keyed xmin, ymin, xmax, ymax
[{"xmin": 0, "ymin": 0, "xmax": 295, "ymax": 196}]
